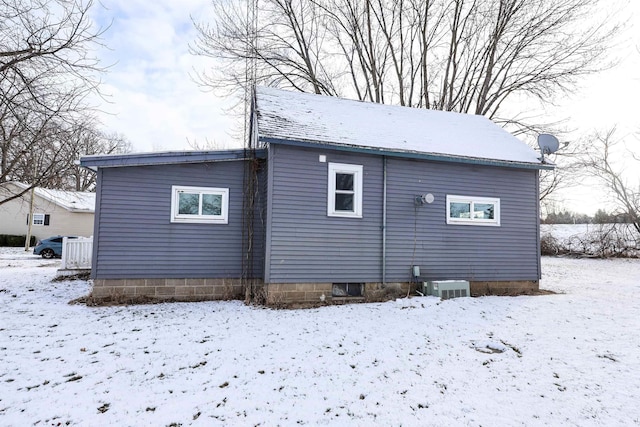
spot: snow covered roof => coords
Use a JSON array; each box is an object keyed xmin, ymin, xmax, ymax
[
  {"xmin": 255, "ymin": 86, "xmax": 550, "ymax": 169},
  {"xmin": 8, "ymin": 182, "xmax": 95, "ymax": 213},
  {"xmin": 36, "ymin": 187, "xmax": 95, "ymax": 212}
]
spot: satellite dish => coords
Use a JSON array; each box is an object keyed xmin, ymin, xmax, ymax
[
  {"xmin": 414, "ymin": 193, "xmax": 435, "ymax": 206},
  {"xmin": 423, "ymin": 193, "xmax": 435, "ymax": 204},
  {"xmin": 537, "ymin": 134, "xmax": 560, "ymax": 161}
]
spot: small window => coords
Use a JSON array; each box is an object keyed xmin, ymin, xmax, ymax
[
  {"xmin": 328, "ymin": 163, "xmax": 363, "ymax": 218},
  {"xmin": 446, "ymin": 195, "xmax": 500, "ymax": 226},
  {"xmin": 32, "ymin": 213, "xmax": 45, "ymax": 226},
  {"xmin": 29, "ymin": 213, "xmax": 49, "ymax": 226},
  {"xmin": 171, "ymin": 186, "xmax": 229, "ymax": 224},
  {"xmin": 332, "ymin": 283, "xmax": 364, "ymax": 297}
]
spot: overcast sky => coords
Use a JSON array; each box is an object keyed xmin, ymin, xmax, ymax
[
  {"xmin": 89, "ymin": 1, "xmax": 640, "ymax": 214},
  {"xmin": 90, "ymin": 0, "xmax": 237, "ymax": 152}
]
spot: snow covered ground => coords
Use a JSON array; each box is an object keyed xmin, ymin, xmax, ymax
[{"xmin": 1, "ymin": 248, "xmax": 639, "ymax": 426}]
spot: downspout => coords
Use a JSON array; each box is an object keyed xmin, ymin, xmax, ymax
[{"xmin": 382, "ymin": 156, "xmax": 387, "ymax": 285}]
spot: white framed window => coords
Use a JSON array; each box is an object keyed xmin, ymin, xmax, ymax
[
  {"xmin": 327, "ymin": 162, "xmax": 363, "ymax": 218},
  {"xmin": 171, "ymin": 186, "xmax": 229, "ymax": 224},
  {"xmin": 32, "ymin": 213, "xmax": 45, "ymax": 226},
  {"xmin": 446, "ymin": 195, "xmax": 500, "ymax": 226},
  {"xmin": 26, "ymin": 213, "xmax": 49, "ymax": 226}
]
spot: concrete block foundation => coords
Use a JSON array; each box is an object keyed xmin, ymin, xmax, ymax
[
  {"xmin": 470, "ymin": 280, "xmax": 539, "ymax": 296},
  {"xmin": 264, "ymin": 282, "xmax": 412, "ymax": 307},
  {"xmin": 89, "ymin": 278, "xmax": 540, "ymax": 305},
  {"xmin": 91, "ymin": 278, "xmax": 244, "ymax": 303}
]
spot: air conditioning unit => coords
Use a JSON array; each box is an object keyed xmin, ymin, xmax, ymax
[{"xmin": 424, "ymin": 280, "xmax": 470, "ymax": 299}]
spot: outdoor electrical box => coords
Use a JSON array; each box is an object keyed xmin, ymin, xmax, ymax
[
  {"xmin": 425, "ymin": 280, "xmax": 470, "ymax": 299},
  {"xmin": 412, "ymin": 265, "xmax": 421, "ymax": 278}
]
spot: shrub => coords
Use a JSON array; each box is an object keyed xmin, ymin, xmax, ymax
[
  {"xmin": 0, "ymin": 234, "xmax": 37, "ymax": 247},
  {"xmin": 542, "ymin": 224, "xmax": 639, "ymax": 258},
  {"xmin": 540, "ymin": 233, "xmax": 559, "ymax": 255}
]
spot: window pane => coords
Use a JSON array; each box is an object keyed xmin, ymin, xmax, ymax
[
  {"xmin": 202, "ymin": 194, "xmax": 222, "ymax": 216},
  {"xmin": 346, "ymin": 283, "xmax": 363, "ymax": 296},
  {"xmin": 178, "ymin": 193, "xmax": 199, "ymax": 215},
  {"xmin": 474, "ymin": 203, "xmax": 495, "ymax": 219},
  {"xmin": 332, "ymin": 283, "xmax": 363, "ymax": 297},
  {"xmin": 450, "ymin": 202, "xmax": 470, "ymax": 218},
  {"xmin": 332, "ymin": 284, "xmax": 347, "ymax": 297},
  {"xmin": 335, "ymin": 193, "xmax": 354, "ymax": 211},
  {"xmin": 335, "ymin": 173, "xmax": 354, "ymax": 191}
]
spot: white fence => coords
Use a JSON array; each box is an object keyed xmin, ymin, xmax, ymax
[{"xmin": 61, "ymin": 236, "xmax": 93, "ymax": 270}]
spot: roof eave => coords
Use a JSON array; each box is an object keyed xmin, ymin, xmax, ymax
[
  {"xmin": 80, "ymin": 149, "xmax": 267, "ymax": 169},
  {"xmin": 260, "ymin": 137, "xmax": 554, "ymax": 170}
]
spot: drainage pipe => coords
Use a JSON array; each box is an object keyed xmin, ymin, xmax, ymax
[{"xmin": 382, "ymin": 156, "xmax": 387, "ymax": 285}]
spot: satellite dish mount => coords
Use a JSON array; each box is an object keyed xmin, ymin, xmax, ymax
[{"xmin": 537, "ymin": 134, "xmax": 560, "ymax": 162}]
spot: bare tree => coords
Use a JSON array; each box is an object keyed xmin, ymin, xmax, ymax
[
  {"xmin": 0, "ymin": 0, "xmax": 106, "ymax": 204},
  {"xmin": 192, "ymin": 0, "xmax": 620, "ymax": 131},
  {"xmin": 56, "ymin": 120, "xmax": 132, "ymax": 191},
  {"xmin": 584, "ymin": 129, "xmax": 640, "ymax": 235},
  {"xmin": 538, "ymin": 134, "xmax": 592, "ymax": 203},
  {"xmin": 192, "ymin": 0, "xmax": 622, "ymax": 204}
]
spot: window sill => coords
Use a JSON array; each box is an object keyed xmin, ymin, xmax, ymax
[
  {"xmin": 327, "ymin": 213, "xmax": 363, "ymax": 219},
  {"xmin": 446, "ymin": 221, "xmax": 500, "ymax": 227},
  {"xmin": 171, "ymin": 217, "xmax": 228, "ymax": 224}
]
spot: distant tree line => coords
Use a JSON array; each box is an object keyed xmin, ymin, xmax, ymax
[{"xmin": 542, "ymin": 209, "xmax": 635, "ymax": 225}]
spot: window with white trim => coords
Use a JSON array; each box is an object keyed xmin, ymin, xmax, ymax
[
  {"xmin": 446, "ymin": 195, "xmax": 500, "ymax": 226},
  {"xmin": 32, "ymin": 213, "xmax": 45, "ymax": 226},
  {"xmin": 26, "ymin": 213, "xmax": 50, "ymax": 226},
  {"xmin": 171, "ymin": 186, "xmax": 229, "ymax": 224},
  {"xmin": 33, "ymin": 213, "xmax": 46, "ymax": 225},
  {"xmin": 327, "ymin": 163, "xmax": 363, "ymax": 218}
]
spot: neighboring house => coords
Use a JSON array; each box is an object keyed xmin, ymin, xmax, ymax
[
  {"xmin": 0, "ymin": 182, "xmax": 95, "ymax": 242},
  {"xmin": 80, "ymin": 87, "xmax": 553, "ymax": 305}
]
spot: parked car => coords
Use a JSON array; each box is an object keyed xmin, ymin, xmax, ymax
[{"xmin": 33, "ymin": 236, "xmax": 78, "ymax": 259}]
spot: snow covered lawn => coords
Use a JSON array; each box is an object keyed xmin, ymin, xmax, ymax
[{"xmin": 1, "ymin": 248, "xmax": 639, "ymax": 426}]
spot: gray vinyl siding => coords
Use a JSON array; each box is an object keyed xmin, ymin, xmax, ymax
[
  {"xmin": 266, "ymin": 144, "xmax": 383, "ymax": 283},
  {"xmin": 535, "ymin": 176, "xmax": 542, "ymax": 279},
  {"xmin": 90, "ymin": 169, "xmax": 103, "ymax": 278},
  {"xmin": 265, "ymin": 144, "xmax": 540, "ymax": 284},
  {"xmin": 385, "ymin": 158, "xmax": 540, "ymax": 282},
  {"xmin": 93, "ymin": 161, "xmax": 264, "ymax": 279},
  {"xmin": 263, "ymin": 148, "xmax": 274, "ymax": 281}
]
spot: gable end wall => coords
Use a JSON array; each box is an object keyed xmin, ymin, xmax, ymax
[{"xmin": 265, "ymin": 144, "xmax": 540, "ymax": 284}]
